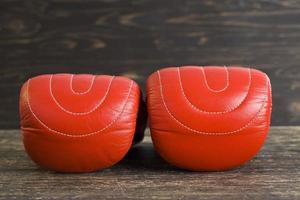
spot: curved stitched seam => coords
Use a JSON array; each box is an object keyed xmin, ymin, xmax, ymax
[
  {"xmin": 178, "ymin": 67, "xmax": 252, "ymax": 114},
  {"xmin": 70, "ymin": 75, "xmax": 96, "ymax": 95},
  {"xmin": 26, "ymin": 79, "xmax": 134, "ymax": 137},
  {"xmin": 158, "ymin": 70, "xmax": 269, "ymax": 135},
  {"xmin": 50, "ymin": 75, "xmax": 115, "ymax": 115},
  {"xmin": 201, "ymin": 66, "xmax": 229, "ymax": 92}
]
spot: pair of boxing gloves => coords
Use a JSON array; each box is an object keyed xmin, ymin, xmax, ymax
[{"xmin": 19, "ymin": 66, "xmax": 272, "ymax": 173}]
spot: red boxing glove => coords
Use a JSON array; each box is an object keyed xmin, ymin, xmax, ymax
[
  {"xmin": 19, "ymin": 74, "xmax": 146, "ymax": 172},
  {"xmin": 147, "ymin": 66, "xmax": 272, "ymax": 171}
]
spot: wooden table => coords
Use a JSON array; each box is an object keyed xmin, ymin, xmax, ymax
[{"xmin": 0, "ymin": 127, "xmax": 299, "ymax": 199}]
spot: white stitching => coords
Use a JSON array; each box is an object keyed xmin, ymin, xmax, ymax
[
  {"xmin": 201, "ymin": 66, "xmax": 229, "ymax": 92},
  {"xmin": 26, "ymin": 79, "xmax": 134, "ymax": 137},
  {"xmin": 157, "ymin": 70, "xmax": 269, "ymax": 135},
  {"xmin": 178, "ymin": 67, "xmax": 252, "ymax": 114},
  {"xmin": 50, "ymin": 75, "xmax": 114, "ymax": 115},
  {"xmin": 70, "ymin": 75, "xmax": 96, "ymax": 95}
]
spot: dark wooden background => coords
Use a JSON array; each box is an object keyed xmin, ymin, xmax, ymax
[{"xmin": 1, "ymin": 0, "xmax": 300, "ymax": 128}]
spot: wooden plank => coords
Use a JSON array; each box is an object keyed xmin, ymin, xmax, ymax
[
  {"xmin": 0, "ymin": 0, "xmax": 300, "ymax": 128},
  {"xmin": 0, "ymin": 127, "xmax": 299, "ymax": 199}
]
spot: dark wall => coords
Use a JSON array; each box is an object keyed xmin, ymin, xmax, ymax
[{"xmin": 1, "ymin": 0, "xmax": 300, "ymax": 128}]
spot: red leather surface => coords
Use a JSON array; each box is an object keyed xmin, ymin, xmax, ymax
[
  {"xmin": 147, "ymin": 66, "xmax": 272, "ymax": 171},
  {"xmin": 19, "ymin": 74, "xmax": 145, "ymax": 172}
]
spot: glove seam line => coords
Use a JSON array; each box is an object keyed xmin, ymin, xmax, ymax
[
  {"xmin": 25, "ymin": 79, "xmax": 134, "ymax": 137},
  {"xmin": 178, "ymin": 67, "xmax": 252, "ymax": 114},
  {"xmin": 70, "ymin": 74, "xmax": 96, "ymax": 95},
  {"xmin": 157, "ymin": 70, "xmax": 269, "ymax": 135},
  {"xmin": 201, "ymin": 66, "xmax": 229, "ymax": 92},
  {"xmin": 50, "ymin": 75, "xmax": 115, "ymax": 115}
]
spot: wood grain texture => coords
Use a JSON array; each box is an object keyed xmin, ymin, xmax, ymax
[
  {"xmin": 0, "ymin": 127, "xmax": 299, "ymax": 200},
  {"xmin": 1, "ymin": 0, "xmax": 300, "ymax": 128}
]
